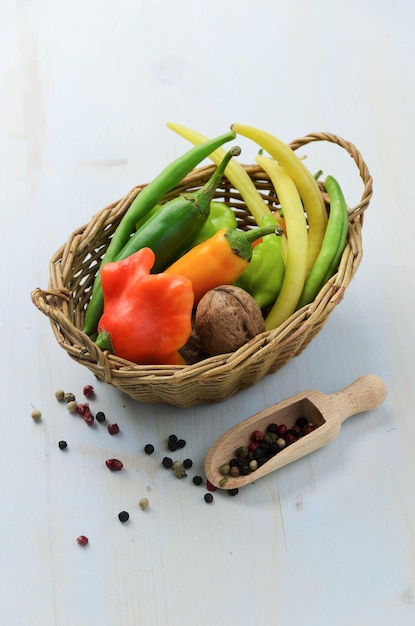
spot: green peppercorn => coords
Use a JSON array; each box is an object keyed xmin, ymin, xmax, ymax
[{"xmin": 219, "ymin": 463, "xmax": 231, "ymax": 476}]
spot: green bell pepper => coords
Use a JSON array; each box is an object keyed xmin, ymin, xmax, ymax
[
  {"xmin": 190, "ymin": 201, "xmax": 237, "ymax": 246},
  {"xmin": 235, "ymin": 214, "xmax": 285, "ymax": 309}
]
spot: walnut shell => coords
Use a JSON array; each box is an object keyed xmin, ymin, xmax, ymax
[{"xmin": 194, "ymin": 285, "xmax": 265, "ymax": 356}]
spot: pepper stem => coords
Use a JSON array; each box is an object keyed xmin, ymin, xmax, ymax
[
  {"xmin": 95, "ymin": 330, "xmax": 113, "ymax": 353},
  {"xmin": 191, "ymin": 146, "xmax": 241, "ymax": 212},
  {"xmin": 224, "ymin": 225, "xmax": 283, "ymax": 262}
]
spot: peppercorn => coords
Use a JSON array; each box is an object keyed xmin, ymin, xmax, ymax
[
  {"xmin": 95, "ymin": 411, "xmax": 106, "ymax": 423},
  {"xmin": 219, "ymin": 464, "xmax": 231, "ymax": 476},
  {"xmin": 277, "ymin": 424, "xmax": 287, "ymax": 437},
  {"xmin": 284, "ymin": 432, "xmax": 297, "ymax": 445},
  {"xmin": 296, "ymin": 416, "xmax": 308, "ymax": 429},
  {"xmin": 235, "ymin": 446, "xmax": 249, "ymax": 458},
  {"xmin": 183, "ymin": 458, "xmax": 193, "ymax": 469},
  {"xmin": 64, "ymin": 392, "xmax": 76, "ymax": 403},
  {"xmin": 58, "ymin": 440, "xmax": 68, "ymax": 450},
  {"xmin": 76, "ymin": 535, "xmax": 89, "ymax": 547},
  {"xmin": 266, "ymin": 423, "xmax": 279, "ymax": 434},
  {"xmin": 76, "ymin": 403, "xmax": 90, "ymax": 416},
  {"xmin": 105, "ymin": 458, "xmax": 124, "ymax": 471},
  {"xmin": 139, "ymin": 498, "xmax": 149, "ymax": 510},
  {"xmin": 66, "ymin": 401, "xmax": 78, "ymax": 413},
  {"xmin": 167, "ymin": 434, "xmax": 178, "ymax": 451},
  {"xmin": 176, "ymin": 439, "xmax": 186, "ymax": 449},
  {"xmin": 31, "ymin": 408, "xmax": 42, "ymax": 422},
  {"xmin": 192, "ymin": 476, "xmax": 203, "ymax": 486},
  {"xmin": 144, "ymin": 444, "xmax": 155, "ymax": 455},
  {"xmin": 228, "ymin": 488, "xmax": 239, "ymax": 496},
  {"xmin": 83, "ymin": 412, "xmax": 94, "ymax": 427},
  {"xmin": 107, "ymin": 423, "xmax": 120, "ymax": 435},
  {"xmin": 55, "ymin": 389, "xmax": 65, "ymax": 401},
  {"xmin": 206, "ymin": 480, "xmax": 217, "ymax": 491},
  {"xmin": 162, "ymin": 456, "xmax": 173, "ymax": 469},
  {"xmin": 230, "ymin": 466, "xmax": 240, "ymax": 477},
  {"xmin": 204, "ymin": 493, "xmax": 214, "ymax": 504},
  {"xmin": 251, "ymin": 430, "xmax": 265, "ymax": 442},
  {"xmin": 172, "ymin": 461, "xmax": 187, "ymax": 478},
  {"xmin": 83, "ymin": 385, "xmax": 94, "ymax": 398},
  {"xmin": 118, "ymin": 511, "xmax": 129, "ymax": 523},
  {"xmin": 249, "ymin": 459, "xmax": 258, "ymax": 472}
]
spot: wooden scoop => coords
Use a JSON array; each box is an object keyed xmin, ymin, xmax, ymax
[{"xmin": 205, "ymin": 375, "xmax": 387, "ymax": 489}]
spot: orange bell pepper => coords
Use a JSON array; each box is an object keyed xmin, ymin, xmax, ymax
[
  {"xmin": 95, "ymin": 247, "xmax": 194, "ymax": 365},
  {"xmin": 164, "ymin": 225, "xmax": 280, "ymax": 304}
]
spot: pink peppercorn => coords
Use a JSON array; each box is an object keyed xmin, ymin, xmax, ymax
[
  {"xmin": 105, "ymin": 458, "xmax": 123, "ymax": 471},
  {"xmin": 277, "ymin": 424, "xmax": 287, "ymax": 437},
  {"xmin": 250, "ymin": 430, "xmax": 265, "ymax": 442},
  {"xmin": 284, "ymin": 432, "xmax": 297, "ymax": 445},
  {"xmin": 76, "ymin": 535, "xmax": 89, "ymax": 547},
  {"xmin": 83, "ymin": 385, "xmax": 94, "ymax": 398},
  {"xmin": 248, "ymin": 441, "xmax": 261, "ymax": 452},
  {"xmin": 206, "ymin": 480, "xmax": 217, "ymax": 492},
  {"xmin": 303, "ymin": 424, "xmax": 316, "ymax": 435},
  {"xmin": 107, "ymin": 423, "xmax": 120, "ymax": 435},
  {"xmin": 76, "ymin": 403, "xmax": 90, "ymax": 416}
]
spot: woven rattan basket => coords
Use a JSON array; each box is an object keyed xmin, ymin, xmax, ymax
[{"xmin": 31, "ymin": 132, "xmax": 372, "ymax": 408}]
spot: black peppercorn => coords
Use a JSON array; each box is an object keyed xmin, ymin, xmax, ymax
[
  {"xmin": 183, "ymin": 459, "xmax": 193, "ymax": 469},
  {"xmin": 144, "ymin": 444, "xmax": 155, "ymax": 455},
  {"xmin": 58, "ymin": 440, "xmax": 68, "ymax": 450},
  {"xmin": 296, "ymin": 416, "xmax": 308, "ymax": 429},
  {"xmin": 266, "ymin": 423, "xmax": 279, "ymax": 434},
  {"xmin": 228, "ymin": 488, "xmax": 239, "ymax": 496},
  {"xmin": 162, "ymin": 456, "xmax": 173, "ymax": 469},
  {"xmin": 204, "ymin": 493, "xmax": 214, "ymax": 504},
  {"xmin": 95, "ymin": 411, "xmax": 106, "ymax": 423},
  {"xmin": 192, "ymin": 476, "xmax": 203, "ymax": 485},
  {"xmin": 176, "ymin": 439, "xmax": 186, "ymax": 449},
  {"xmin": 118, "ymin": 511, "xmax": 129, "ymax": 523}
]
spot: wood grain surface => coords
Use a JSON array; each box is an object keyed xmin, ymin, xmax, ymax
[{"xmin": 1, "ymin": 1, "xmax": 414, "ymax": 625}]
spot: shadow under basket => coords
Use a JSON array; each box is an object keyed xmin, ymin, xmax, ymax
[{"xmin": 31, "ymin": 132, "xmax": 372, "ymax": 408}]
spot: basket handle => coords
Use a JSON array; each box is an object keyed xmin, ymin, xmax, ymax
[{"xmin": 288, "ymin": 131, "xmax": 373, "ymax": 223}]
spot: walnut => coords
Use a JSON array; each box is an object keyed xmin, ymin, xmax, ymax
[{"xmin": 194, "ymin": 285, "xmax": 265, "ymax": 356}]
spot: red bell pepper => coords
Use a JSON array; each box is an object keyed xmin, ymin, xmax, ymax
[{"xmin": 95, "ymin": 247, "xmax": 194, "ymax": 365}]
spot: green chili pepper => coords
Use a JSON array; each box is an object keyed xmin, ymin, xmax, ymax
[
  {"xmin": 191, "ymin": 202, "xmax": 237, "ymax": 246},
  {"xmin": 83, "ymin": 130, "xmax": 236, "ymax": 336},
  {"xmin": 297, "ymin": 174, "xmax": 349, "ymax": 308},
  {"xmin": 83, "ymin": 147, "xmax": 240, "ymax": 337},
  {"xmin": 235, "ymin": 214, "xmax": 285, "ymax": 309}
]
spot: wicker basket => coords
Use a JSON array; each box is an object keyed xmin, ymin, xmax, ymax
[{"xmin": 31, "ymin": 132, "xmax": 372, "ymax": 408}]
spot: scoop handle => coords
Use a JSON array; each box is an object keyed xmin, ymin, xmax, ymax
[{"xmin": 330, "ymin": 374, "xmax": 387, "ymax": 423}]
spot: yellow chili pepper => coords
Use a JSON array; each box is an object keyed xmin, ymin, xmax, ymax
[
  {"xmin": 231, "ymin": 123, "xmax": 328, "ymax": 274},
  {"xmin": 167, "ymin": 122, "xmax": 272, "ymax": 225},
  {"xmin": 256, "ymin": 155, "xmax": 308, "ymax": 330}
]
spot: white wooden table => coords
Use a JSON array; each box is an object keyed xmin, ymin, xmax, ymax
[{"xmin": 2, "ymin": 1, "xmax": 415, "ymax": 624}]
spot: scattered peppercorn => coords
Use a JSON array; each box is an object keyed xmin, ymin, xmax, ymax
[
  {"xmin": 228, "ymin": 488, "xmax": 239, "ymax": 496},
  {"xmin": 162, "ymin": 456, "xmax": 173, "ymax": 469},
  {"xmin": 139, "ymin": 498, "xmax": 149, "ymax": 510},
  {"xmin": 55, "ymin": 389, "xmax": 65, "ymax": 401},
  {"xmin": 172, "ymin": 460, "xmax": 187, "ymax": 478},
  {"xmin": 183, "ymin": 458, "xmax": 193, "ymax": 469},
  {"xmin": 31, "ymin": 408, "xmax": 42, "ymax": 422},
  {"xmin": 167, "ymin": 434, "xmax": 178, "ymax": 451},
  {"xmin": 83, "ymin": 385, "xmax": 94, "ymax": 398},
  {"xmin": 58, "ymin": 440, "xmax": 68, "ymax": 450},
  {"xmin": 64, "ymin": 392, "xmax": 76, "ymax": 403},
  {"xmin": 192, "ymin": 476, "xmax": 203, "ymax": 486},
  {"xmin": 107, "ymin": 423, "xmax": 120, "ymax": 435},
  {"xmin": 176, "ymin": 439, "xmax": 186, "ymax": 449},
  {"xmin": 144, "ymin": 444, "xmax": 155, "ymax": 455},
  {"xmin": 105, "ymin": 458, "xmax": 124, "ymax": 471},
  {"xmin": 83, "ymin": 412, "xmax": 94, "ymax": 427},
  {"xmin": 204, "ymin": 493, "xmax": 214, "ymax": 504},
  {"xmin": 76, "ymin": 403, "xmax": 90, "ymax": 416},
  {"xmin": 118, "ymin": 511, "xmax": 129, "ymax": 523},
  {"xmin": 95, "ymin": 411, "xmax": 106, "ymax": 423},
  {"xmin": 66, "ymin": 400, "xmax": 78, "ymax": 413},
  {"xmin": 76, "ymin": 535, "xmax": 89, "ymax": 547}
]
